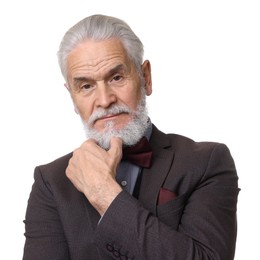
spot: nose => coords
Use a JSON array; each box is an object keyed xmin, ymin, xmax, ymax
[{"xmin": 95, "ymin": 82, "xmax": 117, "ymax": 108}]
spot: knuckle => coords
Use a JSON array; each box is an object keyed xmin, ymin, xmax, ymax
[{"xmin": 65, "ymin": 167, "xmax": 71, "ymax": 178}]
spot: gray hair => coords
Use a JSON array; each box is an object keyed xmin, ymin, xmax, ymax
[{"xmin": 57, "ymin": 14, "xmax": 144, "ymax": 81}]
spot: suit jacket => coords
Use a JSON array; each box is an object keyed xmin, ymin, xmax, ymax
[{"xmin": 23, "ymin": 125, "xmax": 239, "ymax": 260}]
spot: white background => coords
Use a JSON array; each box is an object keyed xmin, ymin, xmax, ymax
[{"xmin": 0, "ymin": 0, "xmax": 259, "ymax": 259}]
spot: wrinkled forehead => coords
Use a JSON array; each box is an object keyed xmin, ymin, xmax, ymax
[
  {"xmin": 67, "ymin": 39, "xmax": 135, "ymax": 80},
  {"xmin": 69, "ymin": 38, "xmax": 128, "ymax": 64}
]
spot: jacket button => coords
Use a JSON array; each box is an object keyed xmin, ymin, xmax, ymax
[
  {"xmin": 113, "ymin": 250, "xmax": 120, "ymax": 257},
  {"xmin": 106, "ymin": 243, "xmax": 114, "ymax": 252}
]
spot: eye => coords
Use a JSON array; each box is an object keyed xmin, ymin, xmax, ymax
[
  {"xmin": 111, "ymin": 75, "xmax": 123, "ymax": 82},
  {"xmin": 81, "ymin": 84, "xmax": 92, "ymax": 90}
]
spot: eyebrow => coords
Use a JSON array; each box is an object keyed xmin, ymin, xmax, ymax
[{"xmin": 73, "ymin": 64, "xmax": 126, "ymax": 86}]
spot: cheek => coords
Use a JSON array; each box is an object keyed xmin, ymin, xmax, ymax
[
  {"xmin": 126, "ymin": 91, "xmax": 142, "ymax": 110},
  {"xmin": 118, "ymin": 83, "xmax": 142, "ymax": 109},
  {"xmin": 72, "ymin": 97, "xmax": 92, "ymax": 121}
]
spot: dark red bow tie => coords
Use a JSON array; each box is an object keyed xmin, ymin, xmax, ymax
[{"xmin": 122, "ymin": 137, "xmax": 153, "ymax": 168}]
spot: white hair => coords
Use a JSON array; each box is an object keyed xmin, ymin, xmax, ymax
[{"xmin": 57, "ymin": 14, "xmax": 144, "ymax": 82}]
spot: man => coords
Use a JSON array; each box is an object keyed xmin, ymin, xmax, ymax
[{"xmin": 23, "ymin": 14, "xmax": 239, "ymax": 259}]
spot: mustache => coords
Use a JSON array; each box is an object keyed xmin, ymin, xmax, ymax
[{"xmin": 88, "ymin": 104, "xmax": 132, "ymax": 126}]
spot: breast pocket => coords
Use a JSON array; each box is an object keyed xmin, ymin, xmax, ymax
[{"xmin": 156, "ymin": 193, "xmax": 187, "ymax": 229}]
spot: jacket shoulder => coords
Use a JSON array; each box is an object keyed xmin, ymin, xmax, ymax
[
  {"xmin": 35, "ymin": 152, "xmax": 73, "ymax": 181},
  {"xmin": 151, "ymin": 125, "xmax": 222, "ymax": 152},
  {"xmin": 151, "ymin": 126, "xmax": 235, "ymax": 170}
]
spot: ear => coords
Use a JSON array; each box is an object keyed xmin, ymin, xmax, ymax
[
  {"xmin": 64, "ymin": 83, "xmax": 70, "ymax": 92},
  {"xmin": 141, "ymin": 60, "xmax": 152, "ymax": 96},
  {"xmin": 64, "ymin": 83, "xmax": 79, "ymax": 115}
]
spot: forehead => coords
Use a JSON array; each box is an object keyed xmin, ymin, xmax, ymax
[{"xmin": 67, "ymin": 38, "xmax": 131, "ymax": 79}]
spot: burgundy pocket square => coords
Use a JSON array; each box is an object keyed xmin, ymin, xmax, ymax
[{"xmin": 158, "ymin": 188, "xmax": 178, "ymax": 205}]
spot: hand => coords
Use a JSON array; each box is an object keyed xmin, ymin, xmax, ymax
[{"xmin": 66, "ymin": 137, "xmax": 123, "ymax": 215}]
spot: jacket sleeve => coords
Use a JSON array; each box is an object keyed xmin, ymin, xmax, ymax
[
  {"xmin": 93, "ymin": 143, "xmax": 240, "ymax": 260},
  {"xmin": 23, "ymin": 167, "xmax": 70, "ymax": 260}
]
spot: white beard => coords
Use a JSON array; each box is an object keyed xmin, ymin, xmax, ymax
[{"xmin": 81, "ymin": 88, "xmax": 149, "ymax": 150}]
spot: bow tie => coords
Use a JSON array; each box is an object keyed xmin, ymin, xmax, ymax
[{"xmin": 122, "ymin": 137, "xmax": 153, "ymax": 168}]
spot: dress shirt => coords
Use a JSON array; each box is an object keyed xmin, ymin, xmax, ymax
[
  {"xmin": 115, "ymin": 121, "xmax": 152, "ymax": 195},
  {"xmin": 98, "ymin": 121, "xmax": 152, "ymax": 222}
]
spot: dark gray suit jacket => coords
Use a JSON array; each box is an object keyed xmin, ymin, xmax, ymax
[{"xmin": 23, "ymin": 126, "xmax": 239, "ymax": 259}]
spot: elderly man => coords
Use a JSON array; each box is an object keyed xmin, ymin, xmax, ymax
[{"xmin": 23, "ymin": 14, "xmax": 239, "ymax": 260}]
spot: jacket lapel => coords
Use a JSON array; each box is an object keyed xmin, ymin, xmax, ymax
[{"xmin": 138, "ymin": 126, "xmax": 175, "ymax": 215}]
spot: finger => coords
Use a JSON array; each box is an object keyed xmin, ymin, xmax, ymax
[
  {"xmin": 108, "ymin": 137, "xmax": 123, "ymax": 160},
  {"xmin": 80, "ymin": 138, "xmax": 104, "ymax": 156},
  {"xmin": 81, "ymin": 138, "xmax": 97, "ymax": 148}
]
